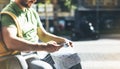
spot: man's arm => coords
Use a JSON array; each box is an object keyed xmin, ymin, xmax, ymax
[
  {"xmin": 37, "ymin": 26, "xmax": 66, "ymax": 44},
  {"xmin": 37, "ymin": 25, "xmax": 72, "ymax": 47},
  {"xmin": 2, "ymin": 25, "xmax": 61, "ymax": 52}
]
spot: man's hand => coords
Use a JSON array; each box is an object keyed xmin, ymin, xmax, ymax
[{"xmin": 43, "ymin": 41, "xmax": 62, "ymax": 52}]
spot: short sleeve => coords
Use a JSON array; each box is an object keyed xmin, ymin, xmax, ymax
[
  {"xmin": 37, "ymin": 15, "xmax": 43, "ymax": 28},
  {"xmin": 31, "ymin": 9, "xmax": 43, "ymax": 28},
  {"xmin": 1, "ymin": 14, "xmax": 16, "ymax": 27}
]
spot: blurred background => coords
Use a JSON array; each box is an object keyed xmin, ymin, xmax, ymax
[
  {"xmin": 1, "ymin": 1, "xmax": 120, "ymax": 69},
  {"xmin": 1, "ymin": 0, "xmax": 120, "ymax": 41}
]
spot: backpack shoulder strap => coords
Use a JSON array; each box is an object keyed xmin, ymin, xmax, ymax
[{"xmin": 0, "ymin": 11, "xmax": 23, "ymax": 37}]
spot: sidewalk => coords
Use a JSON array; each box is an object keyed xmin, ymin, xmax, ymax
[
  {"xmin": 73, "ymin": 38, "xmax": 120, "ymax": 69},
  {"xmin": 79, "ymin": 53, "xmax": 120, "ymax": 69}
]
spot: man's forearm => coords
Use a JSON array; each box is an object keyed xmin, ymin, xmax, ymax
[
  {"xmin": 4, "ymin": 36, "xmax": 46, "ymax": 52},
  {"xmin": 39, "ymin": 32, "xmax": 66, "ymax": 44}
]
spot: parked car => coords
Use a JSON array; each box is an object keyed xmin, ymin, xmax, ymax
[{"xmin": 71, "ymin": 16, "xmax": 100, "ymax": 41}]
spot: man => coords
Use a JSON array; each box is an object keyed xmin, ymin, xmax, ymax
[{"xmin": 0, "ymin": 0, "xmax": 72, "ymax": 69}]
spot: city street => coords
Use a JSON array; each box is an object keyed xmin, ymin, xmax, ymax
[{"xmin": 72, "ymin": 36, "xmax": 120, "ymax": 69}]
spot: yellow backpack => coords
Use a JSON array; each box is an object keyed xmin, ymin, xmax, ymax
[{"xmin": 0, "ymin": 11, "xmax": 22, "ymax": 57}]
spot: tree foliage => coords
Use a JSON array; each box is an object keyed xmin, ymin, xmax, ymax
[{"xmin": 58, "ymin": 0, "xmax": 77, "ymax": 11}]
